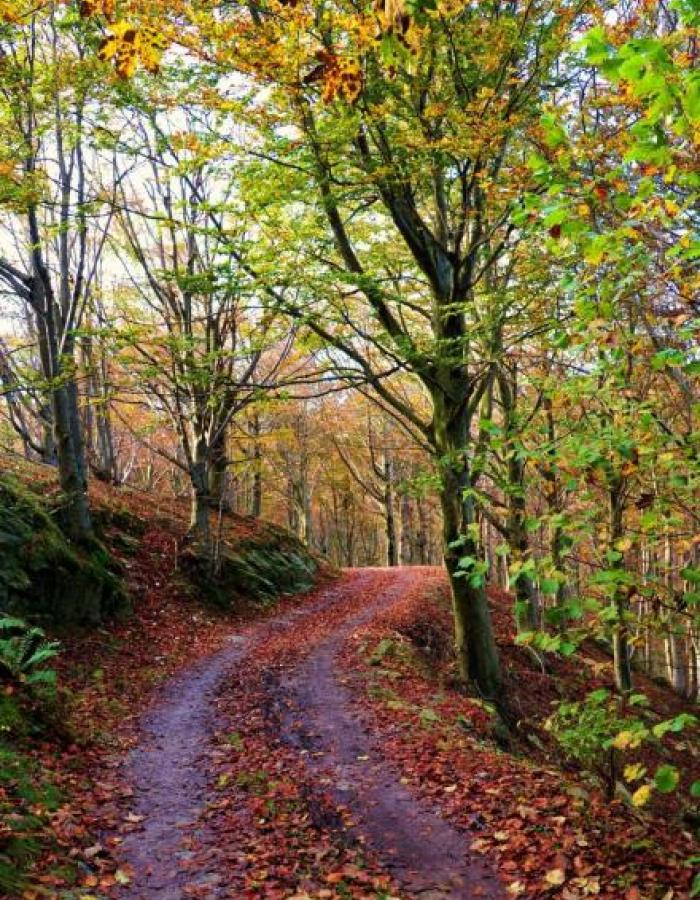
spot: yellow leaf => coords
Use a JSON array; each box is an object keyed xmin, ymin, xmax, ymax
[
  {"xmin": 114, "ymin": 870, "xmax": 131, "ymax": 886},
  {"xmin": 612, "ymin": 730, "xmax": 634, "ymax": 750},
  {"xmin": 544, "ymin": 867, "xmax": 566, "ymax": 886},
  {"xmin": 631, "ymin": 784, "xmax": 653, "ymax": 807},
  {"xmin": 623, "ymin": 763, "xmax": 646, "ymax": 782},
  {"xmin": 97, "ymin": 35, "xmax": 118, "ymax": 61}
]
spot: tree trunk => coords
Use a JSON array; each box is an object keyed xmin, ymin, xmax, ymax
[
  {"xmin": 52, "ymin": 381, "xmax": 92, "ymax": 541},
  {"xmin": 249, "ymin": 414, "xmax": 263, "ymax": 517},
  {"xmin": 417, "ymin": 497, "xmax": 430, "ymax": 565},
  {"xmin": 208, "ymin": 430, "xmax": 228, "ymax": 509},
  {"xmin": 665, "ymin": 625, "xmax": 687, "ymax": 696},
  {"xmin": 189, "ymin": 440, "xmax": 211, "ymax": 554},
  {"xmin": 499, "ymin": 369, "xmax": 538, "ymax": 631},
  {"xmin": 83, "ymin": 334, "xmax": 117, "ymax": 483},
  {"xmin": 400, "ymin": 494, "xmax": 414, "ymax": 564},
  {"xmin": 35, "ymin": 284, "xmax": 92, "ymax": 542},
  {"xmin": 610, "ymin": 480, "xmax": 632, "ymax": 693},
  {"xmin": 507, "ymin": 482, "xmax": 539, "ymax": 632},
  {"xmin": 433, "ymin": 392, "xmax": 502, "ymax": 702},
  {"xmin": 384, "ymin": 456, "xmax": 399, "ymax": 566}
]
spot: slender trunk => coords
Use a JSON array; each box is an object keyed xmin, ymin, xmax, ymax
[
  {"xmin": 416, "ymin": 497, "xmax": 429, "ymax": 565},
  {"xmin": 543, "ymin": 398, "xmax": 568, "ymax": 616},
  {"xmin": 665, "ymin": 626, "xmax": 687, "ymax": 695},
  {"xmin": 208, "ymin": 430, "xmax": 228, "ymax": 509},
  {"xmin": 52, "ymin": 381, "xmax": 92, "ymax": 541},
  {"xmin": 400, "ymin": 494, "xmax": 413, "ymax": 564},
  {"xmin": 610, "ymin": 480, "xmax": 632, "ymax": 693},
  {"xmin": 507, "ymin": 477, "xmax": 538, "ymax": 632},
  {"xmin": 499, "ymin": 370, "xmax": 538, "ymax": 631},
  {"xmin": 663, "ymin": 532, "xmax": 688, "ymax": 694},
  {"xmin": 303, "ymin": 485, "xmax": 313, "ymax": 546},
  {"xmin": 384, "ymin": 456, "xmax": 399, "ymax": 566},
  {"xmin": 84, "ymin": 334, "xmax": 117, "ymax": 483},
  {"xmin": 251, "ymin": 448, "xmax": 262, "ymax": 517},
  {"xmin": 189, "ymin": 440, "xmax": 211, "ymax": 555},
  {"xmin": 249, "ymin": 413, "xmax": 263, "ymax": 517},
  {"xmin": 34, "ymin": 280, "xmax": 92, "ymax": 542}
]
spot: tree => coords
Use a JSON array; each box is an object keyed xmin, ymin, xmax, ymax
[
  {"xmin": 0, "ymin": 6, "xmax": 115, "ymax": 541},
  {"xmin": 190, "ymin": 0, "xmax": 588, "ymax": 702},
  {"xmin": 108, "ymin": 105, "xmax": 295, "ymax": 556}
]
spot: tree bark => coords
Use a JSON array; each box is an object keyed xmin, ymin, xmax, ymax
[
  {"xmin": 52, "ymin": 380, "xmax": 92, "ymax": 541},
  {"xmin": 189, "ymin": 440, "xmax": 211, "ymax": 554},
  {"xmin": 433, "ymin": 391, "xmax": 502, "ymax": 702},
  {"xmin": 208, "ymin": 430, "xmax": 229, "ymax": 510},
  {"xmin": 609, "ymin": 479, "xmax": 632, "ymax": 693},
  {"xmin": 384, "ymin": 455, "xmax": 399, "ymax": 566}
]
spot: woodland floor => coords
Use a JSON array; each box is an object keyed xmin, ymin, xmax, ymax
[
  {"xmin": 3, "ymin": 479, "xmax": 697, "ymax": 899},
  {"xmin": 58, "ymin": 567, "xmax": 695, "ymax": 900}
]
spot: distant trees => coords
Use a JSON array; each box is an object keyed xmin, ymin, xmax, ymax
[{"xmin": 108, "ymin": 105, "xmax": 295, "ymax": 557}]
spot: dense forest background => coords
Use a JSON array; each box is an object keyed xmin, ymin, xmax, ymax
[
  {"xmin": 0, "ymin": 6, "xmax": 698, "ymax": 894},
  {"xmin": 1, "ymin": 0, "xmax": 698, "ymax": 700}
]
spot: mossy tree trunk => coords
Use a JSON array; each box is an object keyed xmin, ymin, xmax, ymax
[{"xmin": 432, "ymin": 387, "xmax": 502, "ymax": 702}]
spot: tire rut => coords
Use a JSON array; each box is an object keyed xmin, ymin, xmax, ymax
[
  {"xmin": 280, "ymin": 568, "xmax": 503, "ymax": 899},
  {"xmin": 114, "ymin": 568, "xmax": 502, "ymax": 898}
]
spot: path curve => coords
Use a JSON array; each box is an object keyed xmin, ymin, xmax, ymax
[
  {"xmin": 281, "ymin": 568, "xmax": 502, "ymax": 899},
  {"xmin": 114, "ymin": 568, "xmax": 502, "ymax": 898}
]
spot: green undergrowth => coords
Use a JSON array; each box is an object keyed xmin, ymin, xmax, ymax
[
  {"xmin": 187, "ymin": 530, "xmax": 321, "ymax": 608},
  {"xmin": 0, "ymin": 474, "xmax": 128, "ymax": 626}
]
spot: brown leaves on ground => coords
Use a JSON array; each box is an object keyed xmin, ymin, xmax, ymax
[{"xmin": 338, "ymin": 574, "xmax": 696, "ymax": 899}]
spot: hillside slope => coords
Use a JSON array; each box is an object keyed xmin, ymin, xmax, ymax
[{"xmin": 0, "ymin": 455, "xmax": 326, "ymax": 895}]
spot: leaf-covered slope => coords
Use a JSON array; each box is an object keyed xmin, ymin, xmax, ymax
[{"xmin": 0, "ymin": 473, "xmax": 126, "ymax": 625}]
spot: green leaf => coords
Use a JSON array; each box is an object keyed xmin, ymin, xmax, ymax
[
  {"xmin": 540, "ymin": 578, "xmax": 560, "ymax": 595},
  {"xmin": 681, "ymin": 566, "xmax": 700, "ymax": 585},
  {"xmin": 691, "ymin": 872, "xmax": 700, "ymax": 899},
  {"xmin": 651, "ymin": 348, "xmax": 686, "ymax": 370},
  {"xmin": 654, "ymin": 764, "xmax": 679, "ymax": 793},
  {"xmin": 690, "ymin": 780, "xmax": 700, "ymax": 798}
]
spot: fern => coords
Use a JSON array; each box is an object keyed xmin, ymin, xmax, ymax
[
  {"xmin": 0, "ymin": 615, "xmax": 59, "ymax": 687},
  {"xmin": 0, "ymin": 617, "xmax": 27, "ymax": 633}
]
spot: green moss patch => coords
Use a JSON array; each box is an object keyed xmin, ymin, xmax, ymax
[
  {"xmin": 184, "ymin": 530, "xmax": 320, "ymax": 608},
  {"xmin": 0, "ymin": 475, "xmax": 127, "ymax": 625}
]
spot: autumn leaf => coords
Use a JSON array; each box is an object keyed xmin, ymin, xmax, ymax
[
  {"xmin": 623, "ymin": 763, "xmax": 646, "ymax": 783},
  {"xmin": 631, "ymin": 784, "xmax": 653, "ymax": 807},
  {"xmin": 98, "ymin": 20, "xmax": 164, "ymax": 79},
  {"xmin": 544, "ymin": 867, "xmax": 567, "ymax": 887}
]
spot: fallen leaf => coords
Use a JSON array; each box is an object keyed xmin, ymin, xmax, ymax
[{"xmin": 545, "ymin": 868, "xmax": 566, "ymax": 887}]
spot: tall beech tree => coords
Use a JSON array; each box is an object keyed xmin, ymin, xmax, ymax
[
  {"xmin": 193, "ymin": 0, "xmax": 587, "ymax": 701},
  {"xmin": 109, "ymin": 107, "xmax": 295, "ymax": 556}
]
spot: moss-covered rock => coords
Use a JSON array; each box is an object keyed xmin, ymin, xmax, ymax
[
  {"xmin": 0, "ymin": 476, "xmax": 127, "ymax": 625},
  {"xmin": 183, "ymin": 529, "xmax": 320, "ymax": 608}
]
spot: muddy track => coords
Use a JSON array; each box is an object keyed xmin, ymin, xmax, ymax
[
  {"xmin": 115, "ymin": 595, "xmax": 339, "ymax": 897},
  {"xmin": 280, "ymin": 569, "xmax": 502, "ymax": 899},
  {"xmin": 114, "ymin": 568, "xmax": 502, "ymax": 898}
]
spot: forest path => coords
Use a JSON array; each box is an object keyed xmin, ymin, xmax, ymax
[{"xmin": 114, "ymin": 568, "xmax": 502, "ymax": 898}]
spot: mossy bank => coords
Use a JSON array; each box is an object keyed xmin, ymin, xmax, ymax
[{"xmin": 0, "ymin": 474, "xmax": 126, "ymax": 626}]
